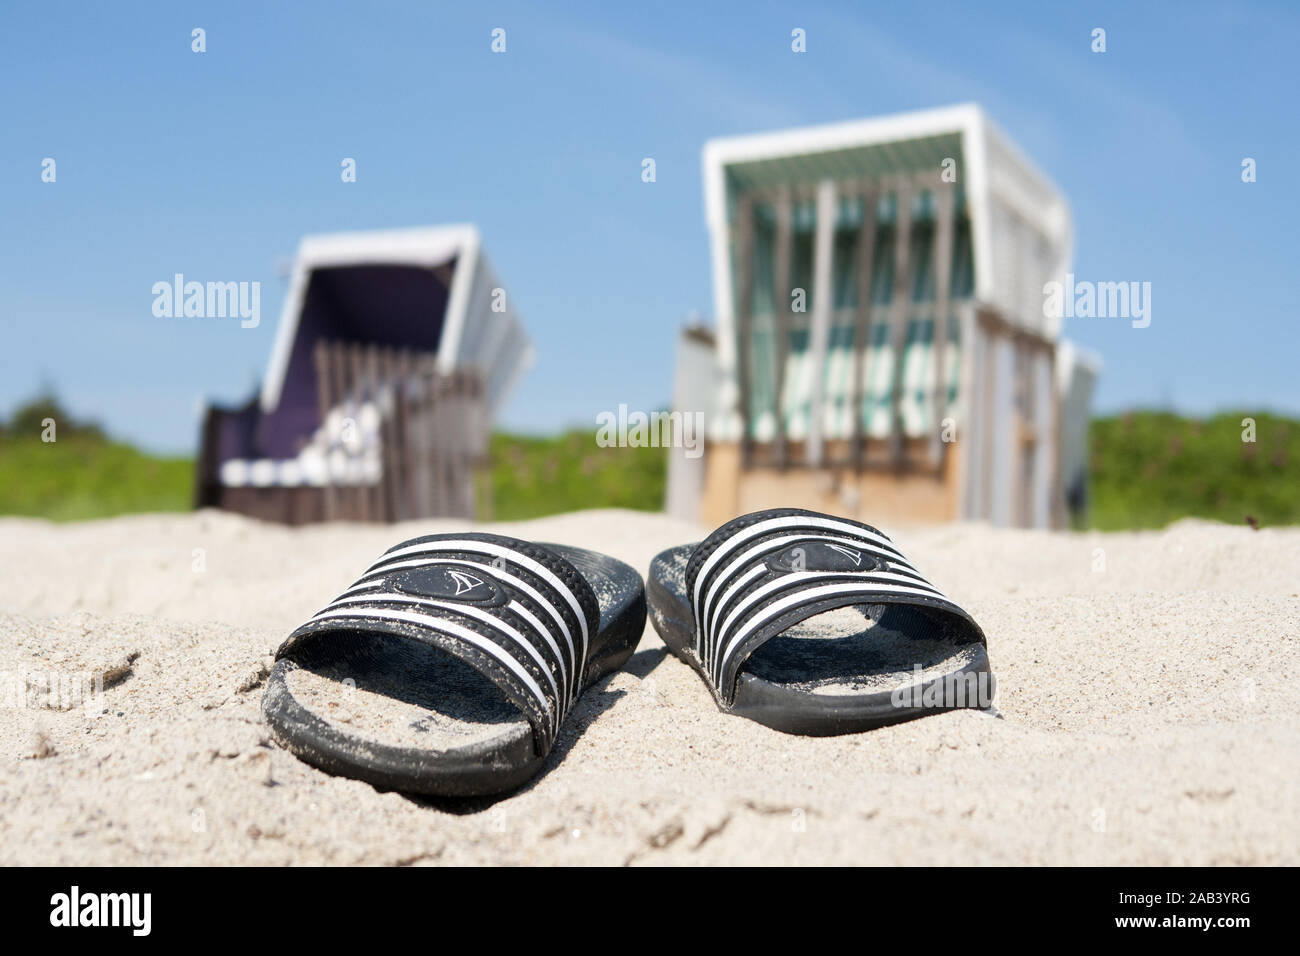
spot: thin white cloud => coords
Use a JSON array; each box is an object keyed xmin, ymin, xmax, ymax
[{"xmin": 557, "ymin": 23, "xmax": 811, "ymax": 131}]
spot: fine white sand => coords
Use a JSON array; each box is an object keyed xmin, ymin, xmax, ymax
[{"xmin": 1, "ymin": 509, "xmax": 1296, "ymax": 865}]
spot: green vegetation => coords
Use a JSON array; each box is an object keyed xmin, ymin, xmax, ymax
[
  {"xmin": 0, "ymin": 393, "xmax": 194, "ymax": 521},
  {"xmin": 1088, "ymin": 410, "xmax": 1299, "ymax": 530},
  {"xmin": 481, "ymin": 429, "xmax": 666, "ymax": 521},
  {"xmin": 2, "ymin": 391, "xmax": 1295, "ymax": 530},
  {"xmin": 488, "ymin": 410, "xmax": 1300, "ymax": 528}
]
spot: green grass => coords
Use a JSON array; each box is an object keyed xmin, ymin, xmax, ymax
[
  {"xmin": 0, "ymin": 394, "xmax": 665, "ymax": 523},
  {"xmin": 485, "ymin": 412, "xmax": 1300, "ymax": 529},
  {"xmin": 0, "ymin": 429, "xmax": 665, "ymax": 524},
  {"xmin": 0, "ymin": 432, "xmax": 194, "ymax": 521},
  {"xmin": 1088, "ymin": 410, "xmax": 1299, "ymax": 530},
  {"xmin": 2, "ymin": 391, "xmax": 1296, "ymax": 529},
  {"xmin": 0, "ymin": 392, "xmax": 194, "ymax": 521},
  {"xmin": 481, "ymin": 429, "xmax": 666, "ymax": 521}
]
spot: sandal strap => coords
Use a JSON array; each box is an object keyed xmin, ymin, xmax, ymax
[
  {"xmin": 685, "ymin": 509, "xmax": 982, "ymax": 703},
  {"xmin": 276, "ymin": 532, "xmax": 600, "ymax": 751}
]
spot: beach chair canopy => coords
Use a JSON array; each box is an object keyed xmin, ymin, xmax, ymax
[
  {"xmin": 701, "ymin": 104, "xmax": 1071, "ymax": 448},
  {"xmin": 255, "ymin": 225, "xmax": 532, "ymax": 460}
]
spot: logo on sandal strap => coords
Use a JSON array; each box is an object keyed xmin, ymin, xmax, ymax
[
  {"xmin": 448, "ymin": 571, "xmax": 485, "ymax": 595},
  {"xmin": 389, "ymin": 564, "xmax": 508, "ymax": 606},
  {"xmin": 824, "ymin": 544, "xmax": 863, "ymax": 566},
  {"xmin": 767, "ymin": 541, "xmax": 881, "ymax": 574}
]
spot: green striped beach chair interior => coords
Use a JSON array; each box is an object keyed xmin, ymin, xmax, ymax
[{"xmin": 745, "ymin": 186, "xmax": 973, "ymax": 450}]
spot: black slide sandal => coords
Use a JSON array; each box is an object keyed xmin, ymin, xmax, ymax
[
  {"xmin": 648, "ymin": 508, "xmax": 992, "ymax": 735},
  {"xmin": 262, "ymin": 532, "xmax": 645, "ymax": 796}
]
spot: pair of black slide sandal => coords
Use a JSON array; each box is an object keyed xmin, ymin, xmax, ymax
[{"xmin": 263, "ymin": 508, "xmax": 993, "ymax": 796}]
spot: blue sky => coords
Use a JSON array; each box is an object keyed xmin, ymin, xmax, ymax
[{"xmin": 2, "ymin": 0, "xmax": 1297, "ymax": 452}]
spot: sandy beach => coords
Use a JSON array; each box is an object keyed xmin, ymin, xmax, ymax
[{"xmin": 0, "ymin": 509, "xmax": 1296, "ymax": 866}]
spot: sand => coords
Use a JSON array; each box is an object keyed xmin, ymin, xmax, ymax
[{"xmin": 0, "ymin": 508, "xmax": 1296, "ymax": 865}]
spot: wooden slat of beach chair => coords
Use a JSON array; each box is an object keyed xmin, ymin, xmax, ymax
[
  {"xmin": 471, "ymin": 370, "xmax": 487, "ymax": 519},
  {"xmin": 352, "ymin": 343, "xmax": 365, "ymax": 522},
  {"xmin": 395, "ymin": 349, "xmax": 414, "ymax": 520},
  {"xmin": 325, "ymin": 341, "xmax": 342, "ymax": 520},
  {"xmin": 899, "ymin": 313, "xmax": 934, "ymax": 439},
  {"xmin": 313, "ymin": 341, "xmax": 338, "ymax": 522},
  {"xmin": 429, "ymin": 359, "xmax": 446, "ymax": 518},
  {"xmin": 330, "ymin": 341, "xmax": 350, "ymax": 520},
  {"xmin": 454, "ymin": 370, "xmax": 474, "ymax": 519},
  {"xmin": 849, "ymin": 184, "xmax": 878, "ymax": 471},
  {"xmin": 887, "ymin": 175, "xmax": 915, "ymax": 468},
  {"xmin": 327, "ymin": 342, "xmax": 344, "ymax": 521},
  {"xmin": 438, "ymin": 370, "xmax": 456, "ymax": 518},
  {"xmin": 391, "ymin": 347, "xmax": 407, "ymax": 522},
  {"xmin": 363, "ymin": 345, "xmax": 381, "ymax": 521},
  {"xmin": 929, "ymin": 172, "xmax": 956, "ymax": 467},
  {"xmin": 433, "ymin": 362, "xmax": 446, "ymax": 516},
  {"xmin": 436, "ymin": 369, "xmax": 456, "ymax": 517},
  {"xmin": 461, "ymin": 371, "xmax": 478, "ymax": 518},
  {"xmin": 472, "ymin": 371, "xmax": 486, "ymax": 515},
  {"xmin": 412, "ymin": 358, "xmax": 424, "ymax": 515},
  {"xmin": 345, "ymin": 343, "xmax": 367, "ymax": 522},
  {"xmin": 1019, "ymin": 339, "xmax": 1037, "ymax": 528},
  {"xmin": 772, "ymin": 185, "xmax": 792, "ymax": 469},
  {"xmin": 414, "ymin": 357, "xmax": 432, "ymax": 518},
  {"xmin": 372, "ymin": 346, "xmax": 386, "ymax": 522},
  {"xmin": 806, "ymin": 178, "xmax": 838, "ymax": 468},
  {"xmin": 734, "ymin": 194, "xmax": 755, "ymax": 467},
  {"xmin": 368, "ymin": 345, "xmax": 382, "ymax": 521},
  {"xmin": 373, "ymin": 346, "xmax": 389, "ymax": 521},
  {"xmin": 376, "ymin": 347, "xmax": 396, "ymax": 522},
  {"xmin": 982, "ymin": 316, "xmax": 996, "ymax": 521},
  {"xmin": 447, "ymin": 370, "xmax": 463, "ymax": 517},
  {"xmin": 406, "ymin": 355, "xmax": 421, "ymax": 518}
]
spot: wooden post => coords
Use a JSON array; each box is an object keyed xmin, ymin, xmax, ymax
[
  {"xmin": 364, "ymin": 345, "xmax": 383, "ymax": 521},
  {"xmin": 333, "ymin": 340, "xmax": 349, "ymax": 520},
  {"xmin": 849, "ymin": 186, "xmax": 878, "ymax": 471},
  {"xmin": 449, "ymin": 368, "xmax": 468, "ymax": 519},
  {"xmin": 346, "ymin": 344, "xmax": 368, "ymax": 522},
  {"xmin": 1019, "ymin": 339, "xmax": 1037, "ymax": 528},
  {"xmin": 313, "ymin": 341, "xmax": 338, "ymax": 522},
  {"xmin": 377, "ymin": 347, "xmax": 398, "ymax": 522},
  {"xmin": 929, "ymin": 174, "xmax": 957, "ymax": 467},
  {"xmin": 439, "ymin": 370, "xmax": 458, "ymax": 518},
  {"xmin": 469, "ymin": 371, "xmax": 487, "ymax": 520},
  {"xmin": 337, "ymin": 342, "xmax": 353, "ymax": 519},
  {"xmin": 456, "ymin": 370, "xmax": 477, "ymax": 518},
  {"xmin": 417, "ymin": 357, "xmax": 435, "ymax": 518},
  {"xmin": 432, "ymin": 367, "xmax": 448, "ymax": 517},
  {"xmin": 981, "ymin": 317, "xmax": 996, "ymax": 522},
  {"xmin": 806, "ymin": 178, "xmax": 838, "ymax": 468},
  {"xmin": 432, "ymin": 360, "xmax": 449, "ymax": 518},
  {"xmin": 887, "ymin": 176, "xmax": 915, "ymax": 468},
  {"xmin": 450, "ymin": 369, "xmax": 468, "ymax": 519},
  {"xmin": 1050, "ymin": 341, "xmax": 1063, "ymax": 530},
  {"xmin": 396, "ymin": 349, "xmax": 414, "ymax": 520},
  {"xmin": 772, "ymin": 186, "xmax": 792, "ymax": 468},
  {"xmin": 734, "ymin": 195, "xmax": 756, "ymax": 467}
]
